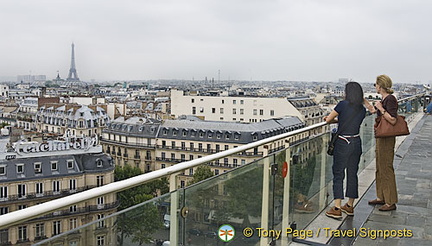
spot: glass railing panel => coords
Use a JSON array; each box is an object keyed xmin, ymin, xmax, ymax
[
  {"xmin": 284, "ymin": 134, "xmax": 333, "ymax": 231},
  {"xmin": 181, "ymin": 159, "xmax": 266, "ymax": 245},
  {"xmin": 35, "ymin": 192, "xmax": 175, "ymax": 246},
  {"xmin": 284, "ymin": 116, "xmax": 377, "ymax": 231},
  {"xmin": 399, "ymin": 97, "xmax": 422, "ymax": 117},
  {"xmin": 359, "ymin": 114, "xmax": 376, "ymax": 171}
]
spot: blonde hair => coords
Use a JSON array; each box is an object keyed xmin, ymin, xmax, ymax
[{"xmin": 376, "ymin": 74, "xmax": 394, "ymax": 94}]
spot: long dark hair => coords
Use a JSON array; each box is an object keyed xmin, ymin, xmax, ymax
[{"xmin": 345, "ymin": 82, "xmax": 364, "ymax": 106}]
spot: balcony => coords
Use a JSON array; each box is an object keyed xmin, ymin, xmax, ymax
[
  {"xmin": 157, "ymin": 145, "xmax": 264, "ymax": 157},
  {"xmin": 101, "ymin": 139, "xmax": 156, "ymax": 149},
  {"xmin": 0, "ymin": 186, "xmax": 97, "ymax": 205},
  {"xmin": 0, "ymin": 94, "xmax": 430, "ymax": 245}
]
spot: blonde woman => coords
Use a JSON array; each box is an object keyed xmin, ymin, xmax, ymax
[{"xmin": 364, "ymin": 74, "xmax": 398, "ymax": 211}]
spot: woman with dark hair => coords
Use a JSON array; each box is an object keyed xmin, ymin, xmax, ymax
[
  {"xmin": 323, "ymin": 82, "xmax": 366, "ymax": 219},
  {"xmin": 364, "ymin": 74, "xmax": 398, "ymax": 211}
]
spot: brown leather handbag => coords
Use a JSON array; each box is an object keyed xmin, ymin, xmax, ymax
[{"xmin": 374, "ymin": 115, "xmax": 410, "ymax": 138}]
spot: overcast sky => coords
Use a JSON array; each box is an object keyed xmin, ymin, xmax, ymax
[{"xmin": 1, "ymin": 0, "xmax": 431, "ymax": 83}]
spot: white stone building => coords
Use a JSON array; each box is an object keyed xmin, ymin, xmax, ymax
[{"xmin": 170, "ymin": 89, "xmax": 324, "ymax": 126}]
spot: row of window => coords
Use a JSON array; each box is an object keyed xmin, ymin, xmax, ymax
[
  {"xmin": 192, "ymin": 107, "xmax": 275, "ymax": 116},
  {"xmin": 160, "ymin": 158, "xmax": 246, "ymax": 170},
  {"xmin": 0, "ymin": 159, "xmax": 106, "ymax": 176},
  {"xmin": 1, "ymin": 198, "xmax": 106, "ymax": 218},
  {"xmin": 43, "ymin": 126, "xmax": 98, "ymax": 136},
  {"xmin": 191, "ymin": 98, "xmax": 246, "ymax": 105},
  {"xmin": 0, "ymin": 218, "xmax": 106, "ymax": 243},
  {"xmin": 106, "ymin": 134, "xmax": 153, "ymax": 145},
  {"xmin": 0, "ymin": 177, "xmax": 104, "ymax": 199},
  {"xmin": 109, "ymin": 123, "xmax": 157, "ymax": 133},
  {"xmin": 0, "ymin": 160, "xmax": 74, "ymax": 176},
  {"xmin": 161, "ymin": 128, "xmax": 241, "ymax": 140},
  {"xmin": 161, "ymin": 141, "xmax": 243, "ymax": 150},
  {"xmin": 159, "ymin": 152, "xmax": 244, "ymax": 162}
]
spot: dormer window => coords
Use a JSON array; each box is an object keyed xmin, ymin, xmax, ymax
[
  {"xmin": 34, "ymin": 162, "xmax": 42, "ymax": 173},
  {"xmin": 51, "ymin": 161, "xmax": 58, "ymax": 171},
  {"xmin": 96, "ymin": 159, "xmax": 103, "ymax": 167},
  {"xmin": 67, "ymin": 160, "xmax": 74, "ymax": 169},
  {"xmin": 0, "ymin": 165, "xmax": 6, "ymax": 175},
  {"xmin": 16, "ymin": 164, "xmax": 24, "ymax": 174}
]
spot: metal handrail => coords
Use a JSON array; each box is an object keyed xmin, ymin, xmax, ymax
[
  {"xmin": 0, "ymin": 121, "xmax": 327, "ymax": 229},
  {"xmin": 397, "ymin": 92, "xmax": 426, "ymax": 103}
]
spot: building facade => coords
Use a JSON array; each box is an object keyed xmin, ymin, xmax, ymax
[
  {"xmin": 0, "ymin": 136, "xmax": 117, "ymax": 245},
  {"xmin": 101, "ymin": 115, "xmax": 307, "ymax": 188},
  {"xmin": 35, "ymin": 104, "xmax": 109, "ymax": 137},
  {"xmin": 170, "ymin": 89, "xmax": 324, "ymax": 126},
  {"xmin": 13, "ymin": 97, "xmax": 60, "ymax": 132}
]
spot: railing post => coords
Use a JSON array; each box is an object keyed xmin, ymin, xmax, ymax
[
  {"xmin": 260, "ymin": 145, "xmax": 271, "ymax": 246},
  {"xmin": 169, "ymin": 173, "xmax": 179, "ymax": 246},
  {"xmin": 319, "ymin": 132, "xmax": 329, "ymax": 208},
  {"xmin": 281, "ymin": 144, "xmax": 291, "ymax": 245}
]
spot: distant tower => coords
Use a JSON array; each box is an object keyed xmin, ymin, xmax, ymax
[{"xmin": 67, "ymin": 43, "xmax": 80, "ymax": 81}]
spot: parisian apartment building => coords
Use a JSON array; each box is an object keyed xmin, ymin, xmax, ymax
[
  {"xmin": 170, "ymin": 89, "xmax": 325, "ymax": 126},
  {"xmin": 35, "ymin": 103, "xmax": 109, "ymax": 137},
  {"xmin": 0, "ymin": 136, "xmax": 117, "ymax": 245},
  {"xmin": 100, "ymin": 115, "xmax": 311, "ymax": 188}
]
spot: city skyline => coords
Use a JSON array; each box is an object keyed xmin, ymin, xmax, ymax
[{"xmin": 1, "ymin": 1, "xmax": 432, "ymax": 84}]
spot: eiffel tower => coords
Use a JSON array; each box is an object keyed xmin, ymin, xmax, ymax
[{"xmin": 66, "ymin": 43, "xmax": 80, "ymax": 82}]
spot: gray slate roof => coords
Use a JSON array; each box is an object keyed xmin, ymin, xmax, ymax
[
  {"xmin": 0, "ymin": 152, "xmax": 113, "ymax": 182},
  {"xmin": 103, "ymin": 116, "xmax": 304, "ymax": 144}
]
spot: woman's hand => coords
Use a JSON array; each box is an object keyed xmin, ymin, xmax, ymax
[
  {"xmin": 323, "ymin": 110, "xmax": 339, "ymax": 123},
  {"xmin": 364, "ymin": 98, "xmax": 377, "ymax": 113},
  {"xmin": 375, "ymin": 101, "xmax": 384, "ymax": 113}
]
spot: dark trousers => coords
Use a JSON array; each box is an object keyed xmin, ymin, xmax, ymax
[{"xmin": 332, "ymin": 137, "xmax": 362, "ymax": 199}]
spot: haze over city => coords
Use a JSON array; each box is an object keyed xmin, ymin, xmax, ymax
[{"xmin": 1, "ymin": 0, "xmax": 432, "ymax": 83}]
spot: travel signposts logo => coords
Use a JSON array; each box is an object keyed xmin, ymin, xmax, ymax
[{"xmin": 218, "ymin": 224, "xmax": 235, "ymax": 242}]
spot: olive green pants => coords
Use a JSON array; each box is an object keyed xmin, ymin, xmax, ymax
[{"xmin": 375, "ymin": 136, "xmax": 398, "ymax": 205}]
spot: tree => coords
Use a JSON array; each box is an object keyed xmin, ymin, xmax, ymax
[
  {"xmin": 114, "ymin": 165, "xmax": 169, "ymax": 209},
  {"xmin": 114, "ymin": 165, "xmax": 168, "ymax": 245},
  {"xmin": 189, "ymin": 165, "xmax": 214, "ymax": 185},
  {"xmin": 117, "ymin": 203, "xmax": 163, "ymax": 245},
  {"xmin": 223, "ymin": 164, "xmax": 263, "ymax": 227}
]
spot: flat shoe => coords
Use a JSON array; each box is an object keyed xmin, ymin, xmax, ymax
[
  {"xmin": 379, "ymin": 204, "xmax": 397, "ymax": 211},
  {"xmin": 368, "ymin": 199, "xmax": 385, "ymax": 205}
]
